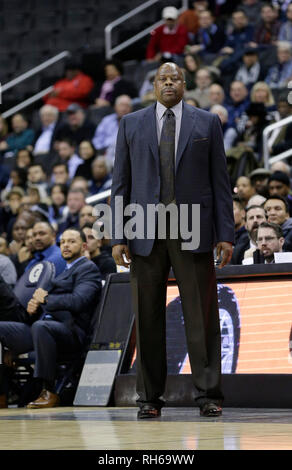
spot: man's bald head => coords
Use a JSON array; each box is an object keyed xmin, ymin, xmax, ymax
[{"xmin": 154, "ymin": 62, "xmax": 185, "ymax": 108}]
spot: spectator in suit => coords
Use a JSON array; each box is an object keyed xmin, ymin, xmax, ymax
[
  {"xmin": 54, "ymin": 104, "xmax": 96, "ymax": 146},
  {"xmin": 43, "ymin": 61, "xmax": 94, "ymax": 111},
  {"xmin": 263, "ymin": 195, "xmax": 292, "ymax": 251},
  {"xmin": 265, "ymin": 41, "xmax": 292, "ymax": 89},
  {"xmin": 25, "ymin": 221, "xmax": 66, "ymax": 276},
  {"xmin": 0, "ymin": 227, "xmax": 102, "ymax": 409},
  {"xmin": 82, "ymin": 223, "xmax": 116, "ymax": 281},
  {"xmin": 146, "ymin": 6, "xmax": 189, "ymax": 62},
  {"xmin": 33, "ymin": 105, "xmax": 60, "ymax": 156},
  {"xmin": 57, "ymin": 188, "xmax": 86, "ymax": 236},
  {"xmin": 92, "ymin": 95, "xmax": 133, "ymax": 166},
  {"xmin": 242, "ymin": 204, "xmax": 267, "ymax": 260},
  {"xmin": 0, "ymin": 114, "xmax": 35, "ymax": 158},
  {"xmin": 91, "ymin": 59, "xmax": 138, "ymax": 108},
  {"xmin": 255, "ymin": 221, "xmax": 285, "ymax": 263},
  {"xmin": 55, "ymin": 139, "xmax": 83, "ymax": 180}
]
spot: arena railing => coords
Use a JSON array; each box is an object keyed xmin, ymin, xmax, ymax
[
  {"xmin": 1, "ymin": 50, "xmax": 71, "ymax": 119},
  {"xmin": 263, "ymin": 115, "xmax": 292, "ymax": 169},
  {"xmin": 105, "ymin": 0, "xmax": 188, "ymax": 60},
  {"xmin": 86, "ymin": 190, "xmax": 111, "ymax": 206}
]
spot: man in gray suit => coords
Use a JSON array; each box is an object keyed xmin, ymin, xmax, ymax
[{"xmin": 110, "ymin": 63, "xmax": 234, "ymax": 418}]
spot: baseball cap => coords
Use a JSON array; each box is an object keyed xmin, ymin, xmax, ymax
[
  {"xmin": 268, "ymin": 171, "xmax": 290, "ymax": 187},
  {"xmin": 249, "ymin": 168, "xmax": 271, "ymax": 180},
  {"xmin": 162, "ymin": 6, "xmax": 178, "ymax": 20},
  {"xmin": 7, "ymin": 187, "xmax": 25, "ymax": 199},
  {"xmin": 66, "ymin": 103, "xmax": 83, "ymax": 113}
]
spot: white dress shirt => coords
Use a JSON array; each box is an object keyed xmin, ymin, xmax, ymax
[
  {"xmin": 33, "ymin": 123, "xmax": 56, "ymax": 154},
  {"xmin": 156, "ymin": 100, "xmax": 183, "ymax": 159}
]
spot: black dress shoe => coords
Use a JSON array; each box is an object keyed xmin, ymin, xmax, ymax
[
  {"xmin": 200, "ymin": 402, "xmax": 222, "ymax": 417},
  {"xmin": 137, "ymin": 405, "xmax": 161, "ymax": 419}
]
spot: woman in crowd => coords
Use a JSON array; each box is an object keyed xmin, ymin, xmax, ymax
[{"xmin": 75, "ymin": 140, "xmax": 97, "ymax": 180}]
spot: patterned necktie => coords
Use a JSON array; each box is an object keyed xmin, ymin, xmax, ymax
[{"xmin": 159, "ymin": 109, "xmax": 175, "ymax": 205}]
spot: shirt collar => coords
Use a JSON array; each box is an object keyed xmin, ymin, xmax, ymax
[
  {"xmin": 66, "ymin": 255, "xmax": 86, "ymax": 270},
  {"xmin": 156, "ymin": 100, "xmax": 183, "ymax": 122}
]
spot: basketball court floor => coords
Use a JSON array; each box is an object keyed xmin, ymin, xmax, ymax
[{"xmin": 0, "ymin": 406, "xmax": 292, "ymax": 450}]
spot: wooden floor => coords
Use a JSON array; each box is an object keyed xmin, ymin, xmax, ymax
[{"xmin": 0, "ymin": 406, "xmax": 292, "ymax": 450}]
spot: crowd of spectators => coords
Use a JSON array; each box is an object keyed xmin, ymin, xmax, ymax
[{"xmin": 1, "ymin": 0, "xmax": 292, "ymax": 276}]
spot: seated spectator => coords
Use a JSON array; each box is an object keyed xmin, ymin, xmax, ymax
[
  {"xmin": 187, "ymin": 10, "xmax": 226, "ymax": 63},
  {"xmin": 56, "ymin": 139, "xmax": 83, "ymax": 180},
  {"xmin": 267, "ymin": 171, "xmax": 292, "ymax": 216},
  {"xmin": 51, "ymin": 162, "xmax": 70, "ymax": 186},
  {"xmin": 250, "ymin": 81, "xmax": 278, "ymax": 121},
  {"xmin": 230, "ymin": 196, "xmax": 250, "ymax": 264},
  {"xmin": 75, "ymin": 140, "xmax": 97, "ymax": 180},
  {"xmin": 48, "ymin": 184, "xmax": 68, "ymax": 230},
  {"xmin": 0, "ymin": 227, "xmax": 102, "ymax": 409},
  {"xmin": 57, "ymin": 188, "xmax": 86, "ymax": 236},
  {"xmin": 178, "ymin": 1, "xmax": 201, "ymax": 40},
  {"xmin": 146, "ymin": 6, "xmax": 188, "ymax": 63},
  {"xmin": 184, "ymin": 67, "xmax": 213, "ymax": 109},
  {"xmin": 225, "ymin": 80, "xmax": 250, "ymax": 128},
  {"xmin": 234, "ymin": 48, "xmax": 267, "ymax": 89},
  {"xmin": 33, "ymin": 105, "xmax": 60, "ymax": 156},
  {"xmin": 221, "ymin": 9, "xmax": 254, "ymax": 55},
  {"xmin": 270, "ymin": 160, "xmax": 291, "ymax": 175},
  {"xmin": 8, "ymin": 214, "xmax": 33, "ymax": 255},
  {"xmin": 16, "ymin": 148, "xmax": 34, "ymax": 170},
  {"xmin": 27, "ymin": 163, "xmax": 49, "ymax": 201},
  {"xmin": 270, "ymin": 94, "xmax": 292, "ymax": 155},
  {"xmin": 91, "ymin": 59, "xmax": 138, "ymax": 108},
  {"xmin": 0, "ymin": 115, "xmax": 8, "ymax": 144},
  {"xmin": 265, "ymin": 41, "xmax": 292, "ymax": 89},
  {"xmin": 89, "ymin": 157, "xmax": 112, "ymax": 198},
  {"xmin": 251, "ymin": 3, "xmax": 280, "ymax": 47},
  {"xmin": 54, "ymin": 104, "xmax": 96, "ymax": 146},
  {"xmin": 209, "ymin": 105, "xmax": 236, "ymax": 151},
  {"xmin": 43, "ymin": 60, "xmax": 94, "ymax": 111},
  {"xmin": 246, "ymin": 193, "xmax": 267, "ymax": 208},
  {"xmin": 25, "ymin": 221, "xmax": 66, "ymax": 276},
  {"xmin": 92, "ymin": 95, "xmax": 133, "ymax": 166},
  {"xmin": 0, "ymin": 114, "xmax": 35, "ymax": 158},
  {"xmin": 208, "ymin": 83, "xmax": 225, "ymax": 107},
  {"xmin": 242, "ymin": 204, "xmax": 267, "ymax": 260},
  {"xmin": 0, "ymin": 187, "xmax": 25, "ymax": 238},
  {"xmin": 263, "ymin": 195, "xmax": 292, "ymax": 250},
  {"xmin": 249, "ymin": 168, "xmax": 271, "ymax": 198},
  {"xmin": 82, "ymin": 223, "xmax": 116, "ymax": 281},
  {"xmin": 235, "ymin": 102, "xmax": 270, "ymax": 159},
  {"xmin": 239, "ymin": 0, "xmax": 266, "ymax": 27},
  {"xmin": 253, "ymin": 221, "xmax": 285, "ymax": 263},
  {"xmin": 2, "ymin": 167, "xmax": 27, "ymax": 200},
  {"xmin": 236, "ymin": 175, "xmax": 256, "ymax": 206},
  {"xmin": 278, "ymin": 2, "xmax": 292, "ymax": 43},
  {"xmin": 139, "ymin": 69, "xmax": 157, "ymax": 106},
  {"xmin": 0, "ymin": 254, "xmax": 17, "ymax": 287},
  {"xmin": 79, "ymin": 205, "xmax": 97, "ymax": 229},
  {"xmin": 185, "ymin": 97, "xmax": 200, "ymax": 107},
  {"xmin": 69, "ymin": 176, "xmax": 89, "ymax": 195},
  {"xmin": 183, "ymin": 53, "xmax": 201, "ymax": 90},
  {"xmin": 9, "ymin": 227, "xmax": 34, "ymax": 279}
]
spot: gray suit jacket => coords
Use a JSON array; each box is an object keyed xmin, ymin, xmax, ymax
[{"xmin": 110, "ymin": 102, "xmax": 234, "ymax": 256}]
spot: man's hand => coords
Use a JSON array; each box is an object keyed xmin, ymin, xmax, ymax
[
  {"xmin": 112, "ymin": 244, "xmax": 132, "ymax": 268},
  {"xmin": 216, "ymin": 242, "xmax": 233, "ymax": 269},
  {"xmin": 33, "ymin": 288, "xmax": 48, "ymax": 304},
  {"xmin": 27, "ymin": 298, "xmax": 40, "ymax": 315}
]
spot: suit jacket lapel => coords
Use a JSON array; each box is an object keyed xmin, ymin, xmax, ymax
[{"xmin": 176, "ymin": 103, "xmax": 196, "ymax": 173}]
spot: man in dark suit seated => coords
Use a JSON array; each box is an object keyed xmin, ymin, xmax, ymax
[{"xmin": 0, "ymin": 228, "xmax": 102, "ymax": 409}]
